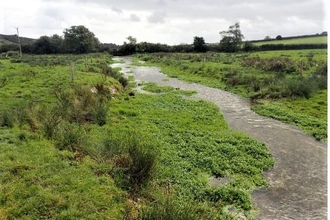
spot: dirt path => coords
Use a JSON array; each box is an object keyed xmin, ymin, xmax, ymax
[{"xmin": 111, "ymin": 57, "xmax": 327, "ymax": 220}]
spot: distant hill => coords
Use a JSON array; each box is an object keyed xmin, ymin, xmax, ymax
[{"xmin": 0, "ymin": 34, "xmax": 36, "ymax": 45}]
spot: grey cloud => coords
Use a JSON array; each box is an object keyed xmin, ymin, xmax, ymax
[
  {"xmin": 58, "ymin": 0, "xmax": 325, "ymax": 24},
  {"xmin": 130, "ymin": 14, "xmax": 141, "ymax": 22},
  {"xmin": 111, "ymin": 6, "xmax": 123, "ymax": 14},
  {"xmin": 147, "ymin": 11, "xmax": 166, "ymax": 23},
  {"xmin": 17, "ymin": 0, "xmax": 327, "ymax": 44}
]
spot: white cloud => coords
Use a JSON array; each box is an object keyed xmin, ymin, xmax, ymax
[{"xmin": 0, "ymin": 0, "xmax": 326, "ymax": 44}]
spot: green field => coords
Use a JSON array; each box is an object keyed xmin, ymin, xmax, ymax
[
  {"xmin": 135, "ymin": 49, "xmax": 327, "ymax": 141},
  {"xmin": 253, "ymin": 36, "xmax": 327, "ymax": 45},
  {"xmin": 0, "ymin": 54, "xmax": 274, "ymax": 219},
  {"xmin": 0, "ymin": 39, "xmax": 15, "ymax": 46}
]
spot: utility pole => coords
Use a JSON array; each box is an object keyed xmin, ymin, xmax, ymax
[{"xmin": 15, "ymin": 27, "xmax": 22, "ymax": 58}]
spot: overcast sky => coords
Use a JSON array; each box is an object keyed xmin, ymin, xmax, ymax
[{"xmin": 0, "ymin": 0, "xmax": 328, "ymax": 45}]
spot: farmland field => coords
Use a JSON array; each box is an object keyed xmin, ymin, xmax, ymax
[
  {"xmin": 0, "ymin": 39, "xmax": 14, "ymax": 45},
  {"xmin": 135, "ymin": 49, "xmax": 327, "ymax": 141},
  {"xmin": 253, "ymin": 36, "xmax": 327, "ymax": 45},
  {"xmin": 0, "ymin": 54, "xmax": 274, "ymax": 219}
]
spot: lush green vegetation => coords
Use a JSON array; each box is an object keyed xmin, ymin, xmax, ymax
[
  {"xmin": 140, "ymin": 82, "xmax": 197, "ymax": 96},
  {"xmin": 253, "ymin": 36, "xmax": 327, "ymax": 46},
  {"xmin": 0, "ymin": 54, "xmax": 274, "ymax": 219},
  {"xmin": 109, "ymin": 86, "xmax": 274, "ymax": 219},
  {"xmin": 0, "ymin": 53, "xmax": 127, "ymax": 219},
  {"xmin": 251, "ymin": 90, "xmax": 327, "ymax": 141},
  {"xmin": 135, "ymin": 49, "xmax": 327, "ymax": 141}
]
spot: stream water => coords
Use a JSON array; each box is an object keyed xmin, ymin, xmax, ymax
[{"xmin": 111, "ymin": 57, "xmax": 327, "ymax": 220}]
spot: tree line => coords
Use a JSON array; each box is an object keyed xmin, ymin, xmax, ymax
[
  {"xmin": 116, "ymin": 23, "xmax": 245, "ymax": 55},
  {"xmin": 0, "ymin": 25, "xmax": 116, "ymax": 54},
  {"xmin": 1, "ymin": 24, "xmax": 327, "ymax": 56}
]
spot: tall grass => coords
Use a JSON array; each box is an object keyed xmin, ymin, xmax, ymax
[{"xmin": 101, "ymin": 132, "xmax": 158, "ymax": 191}]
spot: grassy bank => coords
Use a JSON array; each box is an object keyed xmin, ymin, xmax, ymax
[
  {"xmin": 134, "ymin": 50, "xmax": 327, "ymax": 141},
  {"xmin": 0, "ymin": 54, "xmax": 274, "ymax": 219}
]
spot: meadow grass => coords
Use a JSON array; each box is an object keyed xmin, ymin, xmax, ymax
[
  {"xmin": 0, "ymin": 128, "xmax": 125, "ymax": 219},
  {"xmin": 134, "ymin": 50, "xmax": 327, "ymax": 141},
  {"xmin": 1, "ymin": 54, "xmax": 274, "ymax": 219},
  {"xmin": 253, "ymin": 36, "xmax": 327, "ymax": 45},
  {"xmin": 0, "ymin": 54, "xmax": 121, "ymax": 112},
  {"xmin": 0, "ymin": 54, "xmax": 128, "ymax": 219}
]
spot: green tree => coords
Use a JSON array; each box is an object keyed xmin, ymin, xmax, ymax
[
  {"xmin": 63, "ymin": 25, "xmax": 100, "ymax": 53},
  {"xmin": 219, "ymin": 22, "xmax": 244, "ymax": 52},
  {"xmin": 32, "ymin": 34, "xmax": 64, "ymax": 54},
  {"xmin": 49, "ymin": 34, "xmax": 64, "ymax": 54},
  {"xmin": 193, "ymin": 36, "xmax": 207, "ymax": 52},
  {"xmin": 242, "ymin": 41, "xmax": 257, "ymax": 52},
  {"xmin": 117, "ymin": 36, "xmax": 137, "ymax": 55},
  {"xmin": 126, "ymin": 36, "xmax": 137, "ymax": 45},
  {"xmin": 33, "ymin": 36, "xmax": 52, "ymax": 54},
  {"xmin": 276, "ymin": 35, "xmax": 283, "ymax": 40}
]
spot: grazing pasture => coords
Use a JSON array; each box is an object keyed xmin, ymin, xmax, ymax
[
  {"xmin": 0, "ymin": 54, "xmax": 274, "ymax": 219},
  {"xmin": 253, "ymin": 36, "xmax": 327, "ymax": 45},
  {"xmin": 135, "ymin": 49, "xmax": 327, "ymax": 141}
]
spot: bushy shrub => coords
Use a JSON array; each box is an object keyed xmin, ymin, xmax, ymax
[
  {"xmin": 285, "ymin": 77, "xmax": 315, "ymax": 99},
  {"xmin": 314, "ymin": 62, "xmax": 327, "ymax": 77},
  {"xmin": 241, "ymin": 56, "xmax": 297, "ymax": 73},
  {"xmin": 221, "ymin": 69, "xmax": 241, "ymax": 86},
  {"xmin": 314, "ymin": 75, "xmax": 327, "ymax": 90}
]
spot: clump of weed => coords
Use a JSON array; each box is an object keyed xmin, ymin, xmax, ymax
[
  {"xmin": 139, "ymin": 196, "xmax": 202, "ymax": 220},
  {"xmin": 102, "ymin": 132, "xmax": 157, "ymax": 191},
  {"xmin": 55, "ymin": 122, "xmax": 86, "ymax": 153},
  {"xmin": 142, "ymin": 82, "xmax": 174, "ymax": 93},
  {"xmin": 126, "ymin": 137, "xmax": 157, "ymax": 189},
  {"xmin": 0, "ymin": 77, "xmax": 8, "ymax": 88},
  {"xmin": 203, "ymin": 186, "xmax": 251, "ymax": 211},
  {"xmin": 100, "ymin": 65, "xmax": 129, "ymax": 87},
  {"xmin": 54, "ymin": 85, "xmax": 110, "ymax": 125},
  {"xmin": 285, "ymin": 77, "xmax": 315, "ymax": 99},
  {"xmin": 0, "ymin": 111, "xmax": 15, "ymax": 128},
  {"xmin": 38, "ymin": 106, "xmax": 63, "ymax": 139},
  {"xmin": 241, "ymin": 56, "xmax": 297, "ymax": 73}
]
